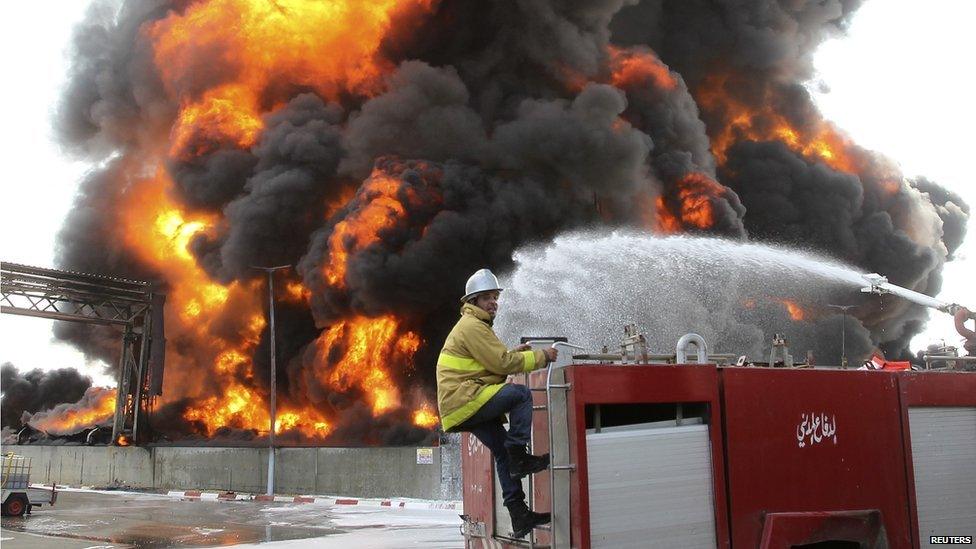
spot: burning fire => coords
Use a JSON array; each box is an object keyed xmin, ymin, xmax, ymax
[
  {"xmin": 313, "ymin": 315, "xmax": 422, "ymax": 416},
  {"xmin": 323, "ymin": 169, "xmax": 413, "ymax": 287},
  {"xmin": 147, "ymin": 0, "xmax": 435, "ymax": 159},
  {"xmin": 101, "ymin": 61, "xmax": 436, "ymax": 439},
  {"xmin": 107, "ymin": 138, "xmax": 435, "ymax": 442},
  {"xmin": 27, "ymin": 387, "xmax": 116, "ymax": 435},
  {"xmin": 121, "ymin": 172, "xmax": 241, "ymax": 323},
  {"xmin": 780, "ymin": 299, "xmax": 807, "ymax": 321},
  {"xmin": 275, "ymin": 412, "xmax": 331, "ymax": 436},
  {"xmin": 284, "ymin": 280, "xmax": 312, "ymax": 303},
  {"xmin": 182, "ymin": 381, "xmax": 335, "ymax": 438},
  {"xmin": 50, "ymin": 1, "xmax": 886, "ymax": 446},
  {"xmin": 696, "ymin": 74, "xmax": 858, "ymax": 174},
  {"xmin": 413, "ymin": 404, "xmax": 439, "ymax": 428},
  {"xmin": 168, "ymin": 84, "xmax": 264, "ymax": 159},
  {"xmin": 609, "ymin": 46, "xmax": 677, "ymax": 91},
  {"xmin": 656, "ymin": 173, "xmax": 725, "ymax": 232},
  {"xmin": 742, "ymin": 297, "xmax": 809, "ymax": 322},
  {"xmin": 116, "ymin": 171, "xmax": 347, "ymax": 439},
  {"xmin": 559, "ymin": 45, "xmax": 676, "ymax": 95}
]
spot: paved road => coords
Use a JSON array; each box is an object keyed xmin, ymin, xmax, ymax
[
  {"xmin": 1, "ymin": 527, "xmax": 132, "ymax": 549},
  {"xmin": 0, "ymin": 490, "xmax": 462, "ymax": 548}
]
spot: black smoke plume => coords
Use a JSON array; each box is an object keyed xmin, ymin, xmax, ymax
[
  {"xmin": 1, "ymin": 363, "xmax": 92, "ymax": 429},
  {"xmin": 47, "ymin": 0, "xmax": 967, "ymax": 443}
]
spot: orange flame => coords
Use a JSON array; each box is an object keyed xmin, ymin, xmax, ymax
[
  {"xmin": 412, "ymin": 404, "xmax": 439, "ymax": 428},
  {"xmin": 655, "ymin": 196, "xmax": 682, "ymax": 233},
  {"xmin": 54, "ymin": 2, "xmax": 449, "ymax": 443},
  {"xmin": 275, "ymin": 412, "xmax": 331, "ymax": 436},
  {"xmin": 655, "ymin": 173, "xmax": 724, "ymax": 232},
  {"xmin": 147, "ymin": 0, "xmax": 435, "ymax": 159},
  {"xmin": 781, "ymin": 299, "xmax": 807, "ymax": 321},
  {"xmin": 314, "ymin": 315, "xmax": 421, "ymax": 416},
  {"xmin": 696, "ymin": 74, "xmax": 858, "ymax": 173},
  {"xmin": 168, "ymin": 84, "xmax": 264, "ymax": 159},
  {"xmin": 284, "ymin": 280, "xmax": 312, "ymax": 303},
  {"xmin": 121, "ymin": 171, "xmax": 243, "ymax": 324},
  {"xmin": 322, "ymin": 168, "xmax": 412, "ymax": 287},
  {"xmin": 609, "ymin": 46, "xmax": 677, "ymax": 91},
  {"xmin": 116, "ymin": 434, "xmax": 132, "ymax": 446},
  {"xmin": 119, "ymin": 171, "xmax": 311, "ymax": 437},
  {"xmin": 113, "ymin": 169, "xmax": 433, "ymax": 439},
  {"xmin": 28, "ymin": 387, "xmax": 117, "ymax": 435},
  {"xmin": 182, "ymin": 375, "xmax": 336, "ymax": 438},
  {"xmin": 183, "ymin": 384, "xmax": 336, "ymax": 438},
  {"xmin": 742, "ymin": 297, "xmax": 808, "ymax": 321}
]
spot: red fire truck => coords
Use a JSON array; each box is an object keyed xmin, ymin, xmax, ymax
[{"xmin": 459, "ymin": 334, "xmax": 976, "ymax": 549}]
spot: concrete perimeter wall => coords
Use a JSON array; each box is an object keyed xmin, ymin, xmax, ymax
[{"xmin": 2, "ymin": 442, "xmax": 462, "ymax": 500}]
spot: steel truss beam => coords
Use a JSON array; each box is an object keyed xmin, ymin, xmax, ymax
[{"xmin": 0, "ymin": 262, "xmax": 165, "ymax": 445}]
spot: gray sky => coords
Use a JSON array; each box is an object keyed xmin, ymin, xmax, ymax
[
  {"xmin": 1, "ymin": 1, "xmax": 973, "ymax": 384},
  {"xmin": 810, "ymin": 0, "xmax": 975, "ymax": 349}
]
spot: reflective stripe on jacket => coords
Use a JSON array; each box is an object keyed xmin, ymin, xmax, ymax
[{"xmin": 436, "ymin": 303, "xmax": 547, "ymax": 432}]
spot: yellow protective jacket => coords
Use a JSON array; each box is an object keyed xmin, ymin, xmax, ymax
[{"xmin": 436, "ymin": 303, "xmax": 548, "ymax": 432}]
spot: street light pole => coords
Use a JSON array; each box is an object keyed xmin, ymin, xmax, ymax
[
  {"xmin": 252, "ymin": 265, "xmax": 290, "ymax": 496},
  {"xmin": 827, "ymin": 304, "xmax": 855, "ymax": 369}
]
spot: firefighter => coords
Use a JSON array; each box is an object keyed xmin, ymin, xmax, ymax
[
  {"xmin": 437, "ymin": 268, "xmax": 557, "ymax": 538},
  {"xmin": 955, "ymin": 307, "xmax": 976, "ymax": 355}
]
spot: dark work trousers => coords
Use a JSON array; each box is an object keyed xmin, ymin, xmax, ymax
[{"xmin": 455, "ymin": 383, "xmax": 534, "ymax": 506}]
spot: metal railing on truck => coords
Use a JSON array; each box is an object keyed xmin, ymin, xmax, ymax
[{"xmin": 520, "ymin": 340, "xmax": 585, "ymax": 549}]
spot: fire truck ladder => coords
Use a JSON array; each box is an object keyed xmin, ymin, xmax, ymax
[
  {"xmin": 522, "ymin": 340, "xmax": 585, "ymax": 549},
  {"xmin": 0, "ymin": 262, "xmax": 165, "ymax": 444}
]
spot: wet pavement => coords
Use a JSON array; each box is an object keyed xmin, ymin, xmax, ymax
[
  {"xmin": 1, "ymin": 527, "xmax": 131, "ymax": 549},
  {"xmin": 0, "ymin": 490, "xmax": 462, "ymax": 548}
]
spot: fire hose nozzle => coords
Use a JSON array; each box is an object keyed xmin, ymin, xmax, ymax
[
  {"xmin": 943, "ymin": 303, "xmax": 976, "ymax": 318},
  {"xmin": 860, "ymin": 273, "xmax": 889, "ymax": 295}
]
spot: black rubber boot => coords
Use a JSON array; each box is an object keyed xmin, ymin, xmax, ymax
[
  {"xmin": 507, "ymin": 445, "xmax": 550, "ymax": 479},
  {"xmin": 506, "ymin": 500, "xmax": 552, "ymax": 539}
]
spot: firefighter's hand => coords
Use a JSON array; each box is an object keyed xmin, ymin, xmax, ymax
[
  {"xmin": 543, "ymin": 347, "xmax": 558, "ymax": 363},
  {"xmin": 956, "ymin": 307, "xmax": 971, "ymax": 321},
  {"xmin": 514, "ymin": 343, "xmax": 532, "ymax": 352}
]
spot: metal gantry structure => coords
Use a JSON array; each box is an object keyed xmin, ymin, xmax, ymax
[{"xmin": 0, "ymin": 262, "xmax": 165, "ymax": 443}]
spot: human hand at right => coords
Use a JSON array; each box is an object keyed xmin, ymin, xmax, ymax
[{"xmin": 543, "ymin": 347, "xmax": 558, "ymax": 363}]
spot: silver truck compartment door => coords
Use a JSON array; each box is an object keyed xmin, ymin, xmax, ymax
[{"xmin": 586, "ymin": 423, "xmax": 717, "ymax": 549}]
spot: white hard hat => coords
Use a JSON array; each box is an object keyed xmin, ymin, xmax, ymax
[{"xmin": 461, "ymin": 269, "xmax": 503, "ymax": 302}]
